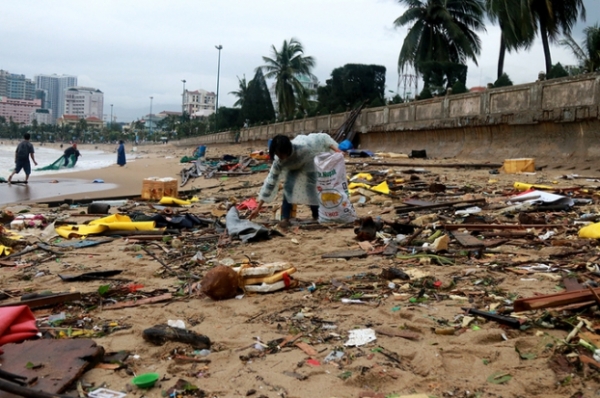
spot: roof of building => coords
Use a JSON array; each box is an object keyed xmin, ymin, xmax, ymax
[{"xmin": 469, "ymin": 86, "xmax": 486, "ymax": 92}]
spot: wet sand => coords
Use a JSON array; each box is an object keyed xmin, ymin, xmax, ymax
[{"xmin": 0, "ymin": 142, "xmax": 234, "ymax": 206}]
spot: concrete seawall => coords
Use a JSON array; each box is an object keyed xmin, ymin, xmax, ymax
[{"xmin": 175, "ymin": 73, "xmax": 600, "ymax": 166}]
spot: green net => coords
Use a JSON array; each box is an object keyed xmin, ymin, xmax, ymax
[
  {"xmin": 180, "ymin": 155, "xmax": 199, "ymax": 163},
  {"xmin": 36, "ymin": 155, "xmax": 77, "ymax": 171}
]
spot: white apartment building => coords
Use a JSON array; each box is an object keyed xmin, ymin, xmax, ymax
[
  {"xmin": 183, "ymin": 89, "xmax": 215, "ymax": 118},
  {"xmin": 30, "ymin": 108, "xmax": 52, "ymax": 125},
  {"xmin": 63, "ymin": 86, "xmax": 104, "ymax": 119},
  {"xmin": 35, "ymin": 74, "xmax": 77, "ymax": 123}
]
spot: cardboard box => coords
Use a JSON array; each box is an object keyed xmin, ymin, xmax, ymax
[
  {"xmin": 141, "ymin": 177, "xmax": 178, "ymax": 200},
  {"xmin": 503, "ymin": 158, "xmax": 535, "ymax": 174}
]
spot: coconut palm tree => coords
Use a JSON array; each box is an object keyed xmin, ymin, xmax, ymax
[
  {"xmin": 560, "ymin": 23, "xmax": 600, "ymax": 74},
  {"xmin": 394, "ymin": 0, "xmax": 486, "ymax": 74},
  {"xmin": 485, "ymin": 0, "xmax": 536, "ymax": 80},
  {"xmin": 529, "ymin": 0, "xmax": 586, "ymax": 75},
  {"xmin": 229, "ymin": 75, "xmax": 248, "ymax": 108},
  {"xmin": 261, "ymin": 38, "xmax": 315, "ymax": 119}
]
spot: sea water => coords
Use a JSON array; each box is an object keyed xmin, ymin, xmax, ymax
[{"xmin": 0, "ymin": 144, "xmax": 132, "ymax": 179}]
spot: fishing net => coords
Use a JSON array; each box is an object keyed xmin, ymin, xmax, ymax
[{"xmin": 36, "ymin": 155, "xmax": 77, "ymax": 171}]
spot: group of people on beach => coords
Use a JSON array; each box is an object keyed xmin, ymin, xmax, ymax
[
  {"xmin": 7, "ymin": 131, "xmax": 337, "ymax": 228},
  {"xmin": 6, "ymin": 133, "xmax": 128, "ymax": 183}
]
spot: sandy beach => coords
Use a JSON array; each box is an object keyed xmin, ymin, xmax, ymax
[
  {"xmin": 1, "ymin": 140, "xmax": 600, "ymax": 397},
  {"xmin": 0, "ymin": 142, "xmax": 233, "ymax": 205}
]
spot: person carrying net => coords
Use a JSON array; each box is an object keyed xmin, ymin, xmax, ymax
[{"xmin": 63, "ymin": 143, "xmax": 81, "ymax": 166}]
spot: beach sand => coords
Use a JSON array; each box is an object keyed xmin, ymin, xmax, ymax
[
  {"xmin": 1, "ymin": 142, "xmax": 237, "ymax": 205},
  {"xmin": 0, "ymin": 142, "xmax": 597, "ymax": 397}
]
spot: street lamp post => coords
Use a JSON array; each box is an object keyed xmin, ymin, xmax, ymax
[
  {"xmin": 181, "ymin": 79, "xmax": 186, "ymax": 115},
  {"xmin": 149, "ymin": 96, "xmax": 153, "ymax": 139},
  {"xmin": 215, "ymin": 44, "xmax": 223, "ymax": 131},
  {"xmin": 110, "ymin": 104, "xmax": 113, "ymax": 130}
]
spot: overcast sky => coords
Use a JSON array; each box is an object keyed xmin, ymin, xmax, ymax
[{"xmin": 2, "ymin": 0, "xmax": 597, "ymax": 122}]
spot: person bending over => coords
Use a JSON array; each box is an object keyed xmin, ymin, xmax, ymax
[
  {"xmin": 63, "ymin": 143, "xmax": 81, "ymax": 166},
  {"xmin": 249, "ymin": 133, "xmax": 340, "ymax": 228}
]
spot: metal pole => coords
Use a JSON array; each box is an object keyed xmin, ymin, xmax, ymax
[
  {"xmin": 110, "ymin": 104, "xmax": 113, "ymax": 130},
  {"xmin": 149, "ymin": 96, "xmax": 153, "ymax": 139},
  {"xmin": 215, "ymin": 44, "xmax": 222, "ymax": 131},
  {"xmin": 181, "ymin": 79, "xmax": 186, "ymax": 115}
]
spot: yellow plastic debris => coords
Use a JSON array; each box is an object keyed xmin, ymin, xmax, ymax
[
  {"xmin": 351, "ymin": 173, "xmax": 373, "ymax": 181},
  {"xmin": 514, "ymin": 182, "xmax": 554, "ymax": 191},
  {"xmin": 159, "ymin": 196, "xmax": 191, "ymax": 206},
  {"xmin": 0, "ymin": 245, "xmax": 12, "ymax": 256},
  {"xmin": 56, "ymin": 213, "xmax": 156, "ymax": 239},
  {"xmin": 579, "ymin": 222, "xmax": 600, "ymax": 239},
  {"xmin": 370, "ymin": 181, "xmax": 390, "ymax": 195}
]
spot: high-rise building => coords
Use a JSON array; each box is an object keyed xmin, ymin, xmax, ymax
[
  {"xmin": 63, "ymin": 86, "xmax": 104, "ymax": 119},
  {"xmin": 0, "ymin": 97, "xmax": 42, "ymax": 125},
  {"xmin": 0, "ymin": 70, "xmax": 35, "ymax": 100},
  {"xmin": 34, "ymin": 73, "xmax": 77, "ymax": 123}
]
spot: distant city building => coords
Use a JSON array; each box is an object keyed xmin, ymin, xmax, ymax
[
  {"xmin": 158, "ymin": 110, "xmax": 182, "ymax": 118},
  {"xmin": 183, "ymin": 89, "xmax": 215, "ymax": 118},
  {"xmin": 30, "ymin": 108, "xmax": 52, "ymax": 125},
  {"xmin": 35, "ymin": 73, "xmax": 77, "ymax": 123},
  {"xmin": 63, "ymin": 86, "xmax": 104, "ymax": 119},
  {"xmin": 269, "ymin": 74, "xmax": 319, "ymax": 116},
  {"xmin": 56, "ymin": 114, "xmax": 103, "ymax": 130},
  {"xmin": 0, "ymin": 70, "xmax": 35, "ymax": 100},
  {"xmin": 0, "ymin": 96, "xmax": 42, "ymax": 125}
]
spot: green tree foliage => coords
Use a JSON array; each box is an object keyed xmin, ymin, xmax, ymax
[
  {"xmin": 216, "ymin": 107, "xmax": 242, "ymax": 131},
  {"xmin": 451, "ymin": 81, "xmax": 469, "ymax": 95},
  {"xmin": 560, "ymin": 23, "xmax": 600, "ymax": 73},
  {"xmin": 418, "ymin": 86, "xmax": 433, "ymax": 100},
  {"xmin": 261, "ymin": 38, "xmax": 315, "ymax": 119},
  {"xmin": 529, "ymin": 0, "xmax": 586, "ymax": 74},
  {"xmin": 243, "ymin": 68, "xmax": 276, "ymax": 125},
  {"xmin": 485, "ymin": 0, "xmax": 536, "ymax": 79},
  {"xmin": 316, "ymin": 64, "xmax": 386, "ymax": 114},
  {"xmin": 230, "ymin": 75, "xmax": 248, "ymax": 108},
  {"xmin": 418, "ymin": 61, "xmax": 467, "ymax": 96},
  {"xmin": 547, "ymin": 63, "xmax": 569, "ymax": 79},
  {"xmin": 394, "ymin": 0, "xmax": 486, "ymax": 77},
  {"xmin": 493, "ymin": 73, "xmax": 514, "ymax": 87},
  {"xmin": 156, "ymin": 114, "xmax": 180, "ymax": 133},
  {"xmin": 388, "ymin": 94, "xmax": 404, "ymax": 105}
]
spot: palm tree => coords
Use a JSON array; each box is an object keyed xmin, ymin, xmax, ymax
[
  {"xmin": 261, "ymin": 38, "xmax": 315, "ymax": 119},
  {"xmin": 529, "ymin": 0, "xmax": 586, "ymax": 75},
  {"xmin": 229, "ymin": 75, "xmax": 248, "ymax": 108},
  {"xmin": 560, "ymin": 23, "xmax": 600, "ymax": 74},
  {"xmin": 394, "ymin": 0, "xmax": 486, "ymax": 74},
  {"xmin": 485, "ymin": 0, "xmax": 536, "ymax": 79}
]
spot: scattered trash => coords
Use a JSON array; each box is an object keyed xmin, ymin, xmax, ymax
[{"xmin": 344, "ymin": 328, "xmax": 377, "ymax": 346}]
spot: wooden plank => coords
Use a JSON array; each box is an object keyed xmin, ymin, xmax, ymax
[
  {"xmin": 0, "ymin": 293, "xmax": 81, "ymax": 309},
  {"xmin": 0, "ymin": 339, "xmax": 103, "ymax": 396},
  {"xmin": 451, "ymin": 231, "xmax": 484, "ymax": 247},
  {"xmin": 295, "ymin": 342, "xmax": 318, "ymax": 357},
  {"xmin": 514, "ymin": 288, "xmax": 600, "ymax": 312},
  {"xmin": 563, "ymin": 278, "xmax": 585, "ymax": 292}
]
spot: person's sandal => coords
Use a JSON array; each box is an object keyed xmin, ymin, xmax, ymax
[{"xmin": 278, "ymin": 219, "xmax": 291, "ymax": 230}]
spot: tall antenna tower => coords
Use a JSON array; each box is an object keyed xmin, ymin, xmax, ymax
[{"xmin": 398, "ymin": 69, "xmax": 419, "ymax": 101}]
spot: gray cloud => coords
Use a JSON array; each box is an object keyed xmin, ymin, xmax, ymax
[{"xmin": 2, "ymin": 0, "xmax": 596, "ymax": 122}]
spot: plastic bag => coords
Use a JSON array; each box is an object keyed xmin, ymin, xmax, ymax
[{"xmin": 314, "ymin": 152, "xmax": 357, "ymax": 223}]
